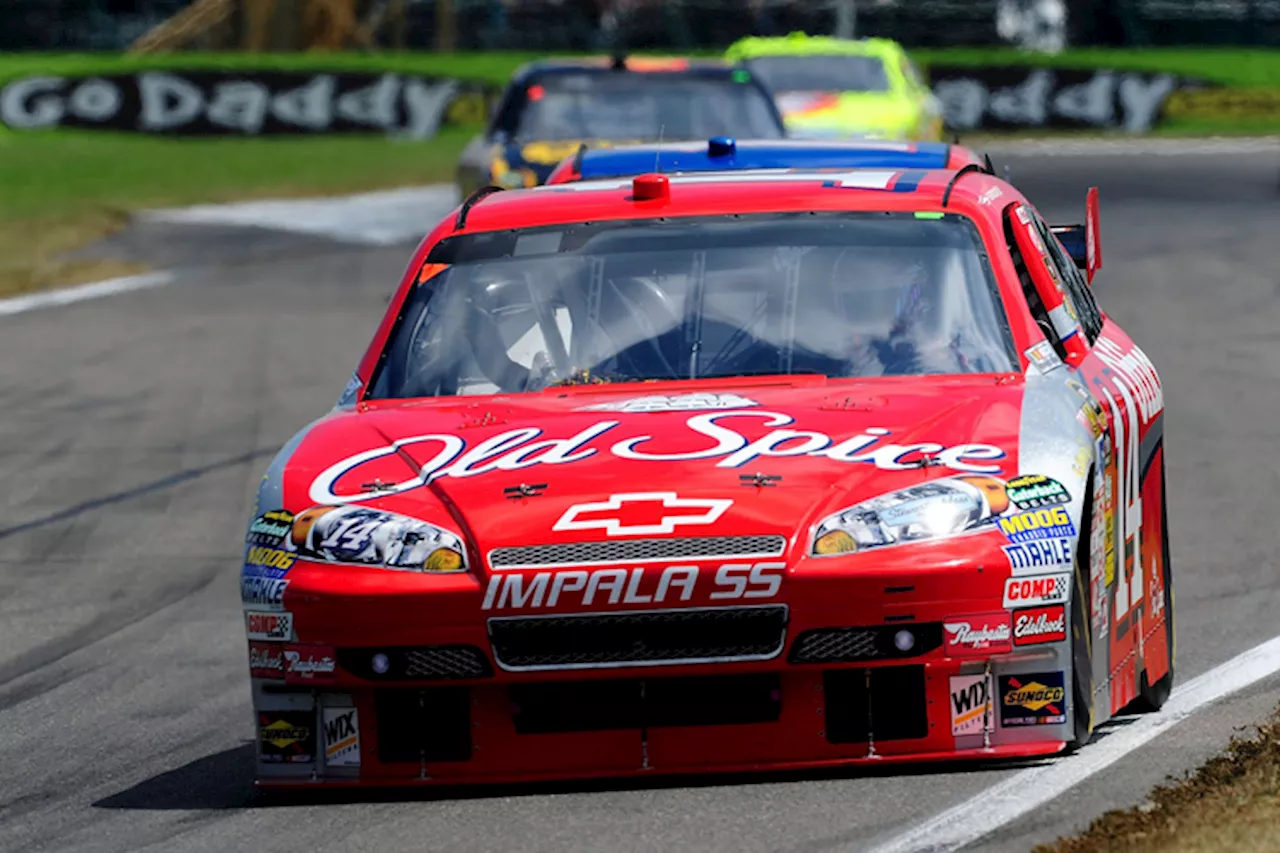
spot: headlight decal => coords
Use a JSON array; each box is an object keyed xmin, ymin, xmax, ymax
[
  {"xmin": 811, "ymin": 473, "xmax": 1077, "ymax": 562},
  {"xmin": 245, "ymin": 506, "xmax": 468, "ymax": 574}
]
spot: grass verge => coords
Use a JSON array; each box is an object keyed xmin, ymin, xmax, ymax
[
  {"xmin": 0, "ymin": 126, "xmax": 472, "ymax": 298},
  {"xmin": 4, "ymin": 47, "xmax": 1280, "ymax": 89},
  {"xmin": 1036, "ymin": 710, "xmax": 1280, "ymax": 853},
  {"xmin": 3, "ymin": 47, "xmax": 1278, "ymax": 298}
]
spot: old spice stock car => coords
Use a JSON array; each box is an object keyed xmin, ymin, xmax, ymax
[{"xmin": 244, "ymin": 164, "xmax": 1172, "ymax": 786}]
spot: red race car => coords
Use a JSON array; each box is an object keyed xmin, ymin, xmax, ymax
[{"xmin": 244, "ymin": 165, "xmax": 1172, "ymax": 788}]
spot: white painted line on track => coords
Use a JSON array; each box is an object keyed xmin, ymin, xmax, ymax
[
  {"xmin": 866, "ymin": 634, "xmax": 1280, "ymax": 853},
  {"xmin": 0, "ymin": 271, "xmax": 175, "ymax": 318},
  {"xmin": 142, "ymin": 184, "xmax": 461, "ymax": 246}
]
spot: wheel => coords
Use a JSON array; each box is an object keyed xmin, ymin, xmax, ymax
[
  {"xmin": 1125, "ymin": 461, "xmax": 1175, "ymax": 714},
  {"xmin": 1065, "ymin": 487, "xmax": 1095, "ymax": 752}
]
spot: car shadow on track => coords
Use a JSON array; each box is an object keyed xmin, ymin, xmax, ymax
[
  {"xmin": 91, "ymin": 740, "xmax": 1068, "ymax": 811},
  {"xmin": 93, "ymin": 743, "xmax": 257, "ymax": 811}
]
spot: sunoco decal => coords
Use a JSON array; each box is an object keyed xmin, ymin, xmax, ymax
[{"xmin": 999, "ymin": 672, "xmax": 1067, "ymax": 727}]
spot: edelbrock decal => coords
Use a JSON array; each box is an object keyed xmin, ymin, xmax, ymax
[{"xmin": 309, "ymin": 410, "xmax": 1008, "ymax": 504}]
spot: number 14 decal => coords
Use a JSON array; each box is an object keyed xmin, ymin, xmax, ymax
[{"xmin": 1092, "ymin": 337, "xmax": 1163, "ymax": 638}]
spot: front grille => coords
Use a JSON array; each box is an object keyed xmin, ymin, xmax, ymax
[
  {"xmin": 375, "ymin": 687, "xmax": 472, "ymax": 763},
  {"xmin": 488, "ymin": 535, "xmax": 787, "ymax": 569},
  {"xmin": 337, "ymin": 645, "xmax": 493, "ymax": 681},
  {"xmin": 488, "ymin": 605, "xmax": 789, "ymax": 671},
  {"xmin": 824, "ymin": 666, "xmax": 929, "ymax": 744},
  {"xmin": 511, "ymin": 674, "xmax": 782, "ymax": 733},
  {"xmin": 789, "ymin": 624, "xmax": 943, "ymax": 664}
]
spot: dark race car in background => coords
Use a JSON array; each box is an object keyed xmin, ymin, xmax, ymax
[{"xmin": 455, "ymin": 56, "xmax": 786, "ymax": 196}]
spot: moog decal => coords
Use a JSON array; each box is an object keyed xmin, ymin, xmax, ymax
[
  {"xmin": 481, "ymin": 562, "xmax": 784, "ymax": 611},
  {"xmin": 310, "ymin": 410, "xmax": 1008, "ymax": 504}
]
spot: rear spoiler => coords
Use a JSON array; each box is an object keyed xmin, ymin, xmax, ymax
[{"xmin": 1049, "ymin": 187, "xmax": 1102, "ymax": 284}]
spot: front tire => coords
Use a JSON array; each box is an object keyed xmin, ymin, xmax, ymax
[
  {"xmin": 1065, "ymin": 486, "xmax": 1095, "ymax": 751},
  {"xmin": 1126, "ymin": 461, "xmax": 1175, "ymax": 713}
]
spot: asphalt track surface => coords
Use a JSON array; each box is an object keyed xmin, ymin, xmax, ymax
[{"xmin": 2, "ymin": 144, "xmax": 1279, "ymax": 853}]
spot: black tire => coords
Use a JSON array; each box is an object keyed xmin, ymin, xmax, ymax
[
  {"xmin": 1065, "ymin": 484, "xmax": 1095, "ymax": 752},
  {"xmin": 1124, "ymin": 459, "xmax": 1175, "ymax": 714}
]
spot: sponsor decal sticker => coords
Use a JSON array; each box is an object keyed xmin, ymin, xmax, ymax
[
  {"xmin": 242, "ymin": 576, "xmax": 289, "ymax": 610},
  {"xmin": 283, "ymin": 645, "xmax": 337, "ymax": 682},
  {"xmin": 1003, "ymin": 572, "xmax": 1071, "ymax": 608},
  {"xmin": 943, "ymin": 612, "xmax": 1012, "ymax": 657},
  {"xmin": 259, "ymin": 711, "xmax": 315, "ymax": 763},
  {"xmin": 1002, "ymin": 537, "xmax": 1073, "ymax": 573},
  {"xmin": 577, "ymin": 393, "xmax": 759, "ymax": 413},
  {"xmin": 246, "ymin": 509, "xmax": 295, "ymax": 546},
  {"xmin": 290, "ymin": 505, "xmax": 467, "ymax": 572},
  {"xmin": 323, "ymin": 707, "xmax": 360, "ymax": 767},
  {"xmin": 337, "ymin": 372, "xmax": 362, "ymax": 407},
  {"xmin": 950, "ymin": 674, "xmax": 993, "ymax": 736},
  {"xmin": 1013, "ymin": 605, "xmax": 1067, "ymax": 645},
  {"xmin": 482, "ymin": 562, "xmax": 784, "ymax": 610},
  {"xmin": 308, "ymin": 411, "xmax": 1009, "ymax": 504},
  {"xmin": 245, "ymin": 610, "xmax": 293, "ymax": 642},
  {"xmin": 244, "ymin": 545, "xmax": 296, "ymax": 572},
  {"xmin": 998, "ymin": 506, "xmax": 1077, "ymax": 544},
  {"xmin": 248, "ymin": 641, "xmax": 285, "ymax": 678},
  {"xmin": 1005, "ymin": 474, "xmax": 1070, "ymax": 510},
  {"xmin": 553, "ymin": 492, "xmax": 732, "ymax": 537},
  {"xmin": 999, "ymin": 672, "xmax": 1067, "ymax": 727},
  {"xmin": 1023, "ymin": 340, "xmax": 1061, "ymax": 373}
]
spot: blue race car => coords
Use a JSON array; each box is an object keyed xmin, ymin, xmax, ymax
[{"xmin": 544, "ymin": 136, "xmax": 988, "ymax": 184}]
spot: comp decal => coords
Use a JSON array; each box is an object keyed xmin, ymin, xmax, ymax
[
  {"xmin": 309, "ymin": 411, "xmax": 1009, "ymax": 504},
  {"xmin": 245, "ymin": 610, "xmax": 293, "ymax": 642},
  {"xmin": 1003, "ymin": 572, "xmax": 1071, "ymax": 608},
  {"xmin": 999, "ymin": 672, "xmax": 1067, "ymax": 727}
]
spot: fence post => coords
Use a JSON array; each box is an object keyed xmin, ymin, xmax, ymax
[
  {"xmin": 437, "ymin": 0, "xmax": 456, "ymax": 51},
  {"xmin": 835, "ymin": 0, "xmax": 857, "ymax": 38}
]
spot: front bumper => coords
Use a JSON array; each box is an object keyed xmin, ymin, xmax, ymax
[{"xmin": 250, "ymin": 557, "xmax": 1076, "ymax": 786}]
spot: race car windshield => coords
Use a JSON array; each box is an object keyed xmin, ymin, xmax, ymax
[
  {"xmin": 368, "ymin": 213, "xmax": 1016, "ymax": 400},
  {"xmin": 508, "ymin": 74, "xmax": 784, "ymax": 141},
  {"xmin": 745, "ymin": 55, "xmax": 891, "ymax": 93}
]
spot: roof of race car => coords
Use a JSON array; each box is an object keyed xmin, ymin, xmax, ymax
[
  {"xmin": 511, "ymin": 56, "xmax": 744, "ymax": 83},
  {"xmin": 564, "ymin": 137, "xmax": 956, "ymax": 181},
  {"xmin": 450, "ymin": 168, "xmax": 1007, "ymax": 235},
  {"xmin": 725, "ymin": 33, "xmax": 902, "ymax": 60}
]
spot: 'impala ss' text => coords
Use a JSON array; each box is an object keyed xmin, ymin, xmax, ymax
[{"xmin": 481, "ymin": 563, "xmax": 785, "ymax": 611}]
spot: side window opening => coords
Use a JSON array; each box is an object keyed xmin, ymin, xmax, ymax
[
  {"xmin": 1004, "ymin": 212, "xmax": 1068, "ymax": 361},
  {"xmin": 1034, "ymin": 216, "xmax": 1104, "ymax": 344}
]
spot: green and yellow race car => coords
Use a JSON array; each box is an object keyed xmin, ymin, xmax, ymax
[{"xmin": 724, "ymin": 32, "xmax": 944, "ymax": 141}]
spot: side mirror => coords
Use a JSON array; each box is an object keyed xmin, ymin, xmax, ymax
[
  {"xmin": 1085, "ymin": 186, "xmax": 1102, "ymax": 284},
  {"xmin": 1048, "ymin": 187, "xmax": 1102, "ymax": 286}
]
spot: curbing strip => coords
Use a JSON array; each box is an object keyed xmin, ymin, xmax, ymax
[{"xmin": 0, "ymin": 271, "xmax": 175, "ymax": 318}]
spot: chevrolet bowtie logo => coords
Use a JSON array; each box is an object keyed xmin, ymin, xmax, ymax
[{"xmin": 552, "ymin": 492, "xmax": 733, "ymax": 537}]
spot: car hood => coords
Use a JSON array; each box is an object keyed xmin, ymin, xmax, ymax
[
  {"xmin": 498, "ymin": 138, "xmax": 651, "ymax": 184},
  {"xmin": 279, "ymin": 377, "xmax": 1024, "ymax": 557}
]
